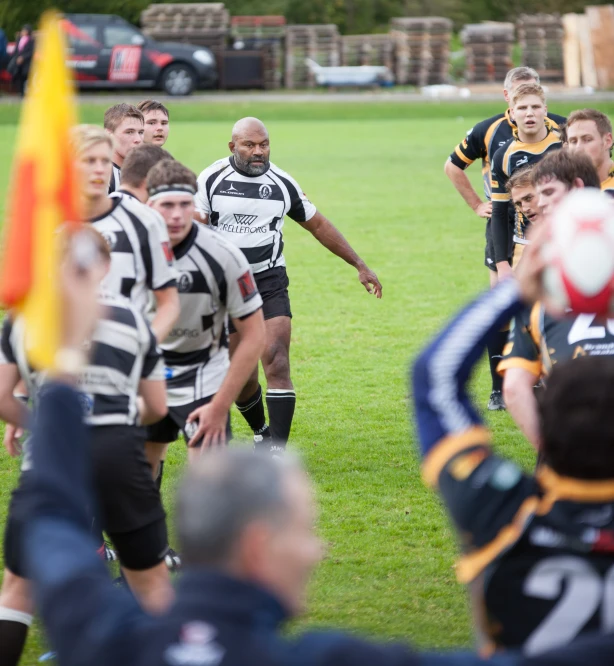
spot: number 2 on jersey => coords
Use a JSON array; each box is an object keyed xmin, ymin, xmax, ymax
[{"xmin": 523, "ymin": 556, "xmax": 614, "ymax": 655}]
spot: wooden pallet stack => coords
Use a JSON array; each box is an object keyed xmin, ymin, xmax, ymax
[
  {"xmin": 340, "ymin": 34, "xmax": 395, "ymax": 70},
  {"xmin": 230, "ymin": 16, "xmax": 286, "ymax": 89},
  {"xmin": 563, "ymin": 6, "xmax": 614, "ymax": 89},
  {"xmin": 284, "ymin": 24, "xmax": 340, "ymax": 89},
  {"xmin": 461, "ymin": 23, "xmax": 514, "ymax": 83},
  {"xmin": 389, "ymin": 17, "xmax": 451, "ymax": 86},
  {"xmin": 140, "ymin": 3, "xmax": 230, "ymax": 50},
  {"xmin": 517, "ymin": 14, "xmax": 564, "ymax": 82}
]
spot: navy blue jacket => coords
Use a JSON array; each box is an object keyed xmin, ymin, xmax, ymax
[{"xmin": 24, "ymin": 381, "xmax": 501, "ymax": 666}]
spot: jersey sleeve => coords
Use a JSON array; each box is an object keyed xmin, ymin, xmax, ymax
[
  {"xmin": 448, "ymin": 120, "xmax": 488, "ymax": 170},
  {"xmin": 412, "ymin": 280, "xmax": 539, "ymax": 583},
  {"xmin": 490, "ymin": 145, "xmax": 511, "ymax": 264},
  {"xmin": 497, "ymin": 305, "xmax": 542, "ymax": 377},
  {"xmin": 195, "ymin": 160, "xmax": 228, "ymax": 217},
  {"xmin": 219, "ymin": 241, "xmax": 264, "ymax": 321},
  {"xmin": 271, "ymin": 168, "xmax": 317, "ymax": 223},
  {"xmin": 0, "ymin": 317, "xmax": 16, "ymax": 365}
]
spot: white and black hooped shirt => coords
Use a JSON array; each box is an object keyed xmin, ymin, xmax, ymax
[{"xmin": 195, "ymin": 156, "xmax": 317, "ymax": 274}]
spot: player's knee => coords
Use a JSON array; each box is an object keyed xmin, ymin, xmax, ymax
[{"xmin": 264, "ymin": 347, "xmax": 290, "ymax": 383}]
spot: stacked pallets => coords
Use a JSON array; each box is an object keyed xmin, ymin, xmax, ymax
[
  {"xmin": 340, "ymin": 34, "xmax": 396, "ymax": 70},
  {"xmin": 284, "ymin": 24, "xmax": 340, "ymax": 89},
  {"xmin": 461, "ymin": 22, "xmax": 515, "ymax": 83},
  {"xmin": 230, "ymin": 16, "xmax": 286, "ymax": 89},
  {"xmin": 140, "ymin": 3, "xmax": 229, "ymax": 50},
  {"xmin": 517, "ymin": 14, "xmax": 564, "ymax": 83},
  {"xmin": 389, "ymin": 17, "xmax": 451, "ymax": 85}
]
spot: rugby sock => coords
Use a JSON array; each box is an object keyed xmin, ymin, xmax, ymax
[
  {"xmin": 266, "ymin": 389, "xmax": 296, "ymax": 447},
  {"xmin": 236, "ymin": 385, "xmax": 269, "ymax": 435},
  {"xmin": 487, "ymin": 330, "xmax": 507, "ymax": 393},
  {"xmin": 0, "ymin": 608, "xmax": 33, "ymax": 666},
  {"xmin": 156, "ymin": 460, "xmax": 165, "ymax": 492}
]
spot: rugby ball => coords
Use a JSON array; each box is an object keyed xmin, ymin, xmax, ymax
[{"xmin": 543, "ymin": 188, "xmax": 614, "ymax": 316}]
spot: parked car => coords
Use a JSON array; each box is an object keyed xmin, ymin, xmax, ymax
[{"xmin": 63, "ymin": 14, "xmax": 217, "ymax": 95}]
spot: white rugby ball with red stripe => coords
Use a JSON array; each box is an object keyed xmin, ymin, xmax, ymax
[{"xmin": 543, "ymin": 188, "xmax": 614, "ymax": 316}]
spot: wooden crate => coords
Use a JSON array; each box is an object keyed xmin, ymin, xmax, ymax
[
  {"xmin": 517, "ymin": 14, "xmax": 564, "ymax": 82},
  {"xmin": 285, "ymin": 25, "xmax": 340, "ymax": 88},
  {"xmin": 461, "ymin": 23, "xmax": 514, "ymax": 83}
]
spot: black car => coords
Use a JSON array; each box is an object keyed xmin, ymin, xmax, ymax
[{"xmin": 63, "ymin": 14, "xmax": 217, "ymax": 95}]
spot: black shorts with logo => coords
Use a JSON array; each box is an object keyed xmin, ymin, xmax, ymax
[
  {"xmin": 228, "ymin": 266, "xmax": 291, "ymax": 335},
  {"xmin": 484, "ymin": 218, "xmax": 514, "ymax": 272},
  {"xmin": 146, "ymin": 395, "xmax": 231, "ymax": 446},
  {"xmin": 4, "ymin": 425, "xmax": 167, "ymax": 575}
]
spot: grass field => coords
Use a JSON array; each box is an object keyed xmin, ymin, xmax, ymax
[{"xmin": 0, "ymin": 99, "xmax": 611, "ymax": 663}]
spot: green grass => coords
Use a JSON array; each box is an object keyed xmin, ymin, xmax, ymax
[{"xmin": 0, "ymin": 101, "xmax": 590, "ymax": 661}]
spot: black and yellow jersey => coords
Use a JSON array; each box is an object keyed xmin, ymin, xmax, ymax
[
  {"xmin": 602, "ymin": 164, "xmax": 614, "ymax": 198},
  {"xmin": 449, "ymin": 111, "xmax": 566, "ymax": 200},
  {"xmin": 498, "ymin": 304, "xmax": 614, "ymax": 379},
  {"xmin": 414, "ymin": 280, "xmax": 614, "ymax": 655},
  {"xmin": 490, "ymin": 125, "xmax": 562, "ymax": 264}
]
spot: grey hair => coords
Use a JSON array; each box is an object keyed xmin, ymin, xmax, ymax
[
  {"xmin": 176, "ymin": 450, "xmax": 301, "ymax": 567},
  {"xmin": 504, "ymin": 67, "xmax": 540, "ymax": 91}
]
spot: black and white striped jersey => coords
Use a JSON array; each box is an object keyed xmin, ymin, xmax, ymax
[
  {"xmin": 89, "ymin": 196, "xmax": 177, "ymax": 313},
  {"xmin": 162, "ymin": 222, "xmax": 263, "ymax": 407},
  {"xmin": 108, "ymin": 162, "xmax": 121, "ymax": 194},
  {"xmin": 0, "ymin": 290, "xmax": 164, "ymax": 427},
  {"xmin": 195, "ymin": 156, "xmax": 317, "ymax": 274}
]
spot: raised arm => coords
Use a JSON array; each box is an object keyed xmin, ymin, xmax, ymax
[
  {"xmin": 23, "ymin": 240, "xmax": 151, "ymax": 666},
  {"xmin": 412, "ymin": 280, "xmax": 538, "ymax": 582}
]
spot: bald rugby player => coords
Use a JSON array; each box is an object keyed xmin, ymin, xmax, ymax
[{"xmin": 194, "ymin": 117, "xmax": 382, "ymax": 453}]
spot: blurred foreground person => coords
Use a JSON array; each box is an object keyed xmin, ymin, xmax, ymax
[
  {"xmin": 20, "ymin": 232, "xmax": 614, "ymax": 666},
  {"xmin": 413, "ymin": 224, "xmax": 614, "ymax": 655}
]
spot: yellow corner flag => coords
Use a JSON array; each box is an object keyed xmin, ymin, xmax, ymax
[{"xmin": 0, "ymin": 11, "xmax": 82, "ymax": 370}]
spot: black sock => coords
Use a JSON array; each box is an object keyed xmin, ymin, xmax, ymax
[
  {"xmin": 266, "ymin": 389, "xmax": 296, "ymax": 447},
  {"xmin": 236, "ymin": 385, "xmax": 268, "ymax": 435},
  {"xmin": 487, "ymin": 330, "xmax": 507, "ymax": 393},
  {"xmin": 156, "ymin": 459, "xmax": 165, "ymax": 492},
  {"xmin": 0, "ymin": 611, "xmax": 32, "ymax": 666}
]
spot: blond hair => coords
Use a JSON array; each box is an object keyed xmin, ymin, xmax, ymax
[
  {"xmin": 511, "ymin": 83, "xmax": 546, "ymax": 107},
  {"xmin": 71, "ymin": 124, "xmax": 113, "ymax": 155}
]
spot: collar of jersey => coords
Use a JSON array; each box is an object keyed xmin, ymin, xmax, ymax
[
  {"xmin": 537, "ymin": 465, "xmax": 614, "ymax": 502},
  {"xmin": 117, "ymin": 188, "xmax": 137, "ymax": 200},
  {"xmin": 172, "ymin": 221, "xmax": 198, "ymax": 260},
  {"xmin": 512, "ymin": 118, "xmax": 554, "ymax": 142},
  {"xmin": 88, "ymin": 196, "xmax": 121, "ymax": 223},
  {"xmin": 230, "ymin": 155, "xmax": 270, "ymax": 178}
]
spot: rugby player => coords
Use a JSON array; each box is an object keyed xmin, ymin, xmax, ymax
[
  {"xmin": 0, "ymin": 228, "xmax": 173, "ymax": 666},
  {"xmin": 72, "ymin": 125, "xmax": 179, "ymax": 343},
  {"xmin": 194, "ymin": 117, "xmax": 382, "ymax": 451},
  {"xmin": 445, "ymin": 67, "xmax": 565, "ymax": 412},
  {"xmin": 413, "ymin": 227, "xmax": 614, "ymax": 655},
  {"xmin": 137, "ymin": 99, "xmax": 170, "ymax": 147},
  {"xmin": 490, "ymin": 83, "xmax": 562, "ymax": 282},
  {"xmin": 110, "ymin": 143, "xmax": 173, "ymax": 205},
  {"xmin": 565, "ymin": 108, "xmax": 614, "ymax": 196},
  {"xmin": 103, "ymin": 103, "xmax": 145, "ymax": 193},
  {"xmin": 499, "ymin": 151, "xmax": 602, "ymax": 449},
  {"xmin": 505, "ymin": 165, "xmax": 541, "ymax": 269},
  {"xmin": 145, "ymin": 160, "xmax": 265, "ymax": 463}
]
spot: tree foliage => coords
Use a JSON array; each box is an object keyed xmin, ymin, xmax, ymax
[{"xmin": 0, "ymin": 0, "xmax": 611, "ymax": 42}]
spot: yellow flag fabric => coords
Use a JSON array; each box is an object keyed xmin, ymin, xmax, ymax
[{"xmin": 0, "ymin": 11, "xmax": 81, "ymax": 370}]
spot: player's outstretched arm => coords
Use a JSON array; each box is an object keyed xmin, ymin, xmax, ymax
[
  {"xmin": 300, "ymin": 211, "xmax": 382, "ymax": 298},
  {"xmin": 444, "ymin": 160, "xmax": 492, "ymax": 219}
]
